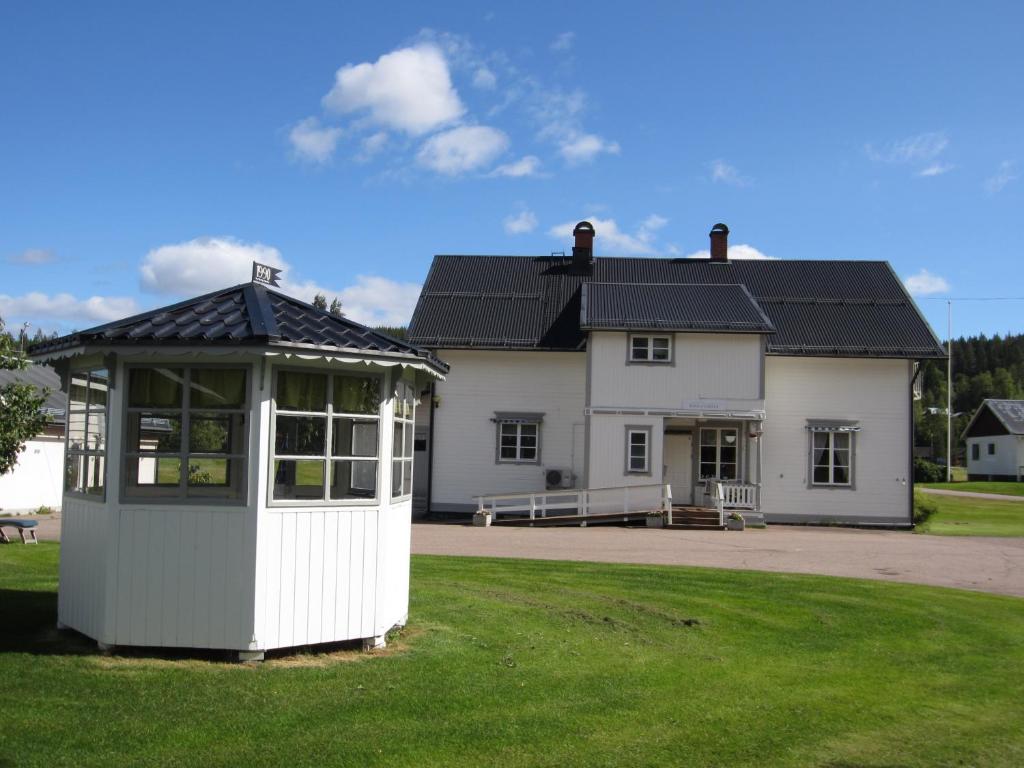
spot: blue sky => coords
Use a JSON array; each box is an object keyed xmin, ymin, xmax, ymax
[{"xmin": 2, "ymin": 1, "xmax": 1022, "ymax": 338}]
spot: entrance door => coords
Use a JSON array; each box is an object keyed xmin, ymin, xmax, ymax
[{"xmin": 663, "ymin": 433, "xmax": 693, "ymax": 506}]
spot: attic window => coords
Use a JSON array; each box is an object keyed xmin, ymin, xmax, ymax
[{"xmin": 629, "ymin": 335, "xmax": 672, "ymax": 363}]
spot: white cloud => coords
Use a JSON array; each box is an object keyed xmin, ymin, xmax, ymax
[
  {"xmin": 140, "ymin": 237, "xmax": 285, "ymax": 295},
  {"xmin": 416, "ymin": 125, "xmax": 509, "ymax": 175},
  {"xmin": 865, "ymin": 132, "xmax": 949, "ymax": 164},
  {"xmin": 917, "ymin": 162, "xmax": 953, "ymax": 178},
  {"xmin": 504, "ymin": 209, "xmax": 538, "ymax": 234},
  {"xmin": 559, "ymin": 132, "xmax": 620, "ymax": 164},
  {"xmin": 684, "ymin": 244, "xmax": 775, "ymax": 261},
  {"xmin": 138, "ymin": 236, "xmax": 421, "ymax": 326},
  {"xmin": 0, "ymin": 292, "xmax": 139, "ymax": 327},
  {"xmin": 472, "ymin": 67, "xmax": 496, "ymax": 90},
  {"xmin": 357, "ymin": 131, "xmax": 389, "ymax": 161},
  {"xmin": 550, "ymin": 32, "xmax": 575, "ymax": 51},
  {"xmin": 904, "ymin": 269, "xmax": 950, "ymax": 296},
  {"xmin": 548, "ymin": 214, "xmax": 669, "ymax": 256},
  {"xmin": 288, "ymin": 117, "xmax": 343, "ymax": 164},
  {"xmin": 322, "ymin": 44, "xmax": 464, "ymax": 136},
  {"xmin": 335, "ymin": 275, "xmax": 423, "ymax": 327},
  {"xmin": 6, "ymin": 248, "xmax": 55, "ymax": 265},
  {"xmin": 985, "ymin": 160, "xmax": 1018, "ymax": 194},
  {"xmin": 490, "ymin": 155, "xmax": 542, "ymax": 177},
  {"xmin": 709, "ymin": 160, "xmax": 752, "ymax": 186}
]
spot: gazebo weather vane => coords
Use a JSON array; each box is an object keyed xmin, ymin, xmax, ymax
[{"xmin": 252, "ymin": 261, "xmax": 282, "ymax": 287}]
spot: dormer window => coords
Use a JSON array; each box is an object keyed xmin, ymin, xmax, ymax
[{"xmin": 629, "ymin": 335, "xmax": 672, "ymax": 363}]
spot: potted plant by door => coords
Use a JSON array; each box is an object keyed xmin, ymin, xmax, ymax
[
  {"xmin": 646, "ymin": 511, "xmax": 665, "ymax": 528},
  {"xmin": 726, "ymin": 512, "xmax": 745, "ymax": 531},
  {"xmin": 473, "ymin": 509, "xmax": 493, "ymax": 527}
]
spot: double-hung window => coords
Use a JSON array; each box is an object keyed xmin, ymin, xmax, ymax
[
  {"xmin": 66, "ymin": 368, "xmax": 109, "ymax": 497},
  {"xmin": 496, "ymin": 416, "xmax": 541, "ymax": 464},
  {"xmin": 626, "ymin": 427, "xmax": 651, "ymax": 473},
  {"xmin": 391, "ymin": 380, "xmax": 416, "ymax": 499},
  {"xmin": 124, "ymin": 366, "xmax": 249, "ymax": 501},
  {"xmin": 271, "ymin": 369, "xmax": 381, "ymax": 502},
  {"xmin": 629, "ymin": 335, "xmax": 671, "ymax": 363},
  {"xmin": 810, "ymin": 429, "xmax": 854, "ymax": 487},
  {"xmin": 699, "ymin": 427, "xmax": 738, "ymax": 480}
]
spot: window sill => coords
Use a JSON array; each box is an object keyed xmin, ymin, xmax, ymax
[{"xmin": 496, "ymin": 460, "xmax": 540, "ymax": 466}]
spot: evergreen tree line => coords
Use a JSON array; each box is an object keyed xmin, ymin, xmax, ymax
[{"xmin": 915, "ymin": 332, "xmax": 1024, "ymax": 461}]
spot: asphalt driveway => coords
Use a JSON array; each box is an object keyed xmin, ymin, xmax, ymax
[{"xmin": 412, "ymin": 522, "xmax": 1024, "ymax": 598}]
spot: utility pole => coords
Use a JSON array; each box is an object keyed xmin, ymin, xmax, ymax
[{"xmin": 946, "ymin": 300, "xmax": 952, "ymax": 482}]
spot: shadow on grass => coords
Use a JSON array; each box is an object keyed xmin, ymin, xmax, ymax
[{"xmin": 0, "ymin": 588, "xmax": 96, "ymax": 656}]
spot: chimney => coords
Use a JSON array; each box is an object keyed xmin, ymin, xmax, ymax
[
  {"xmin": 709, "ymin": 222, "xmax": 729, "ymax": 263},
  {"xmin": 572, "ymin": 221, "xmax": 595, "ymax": 266}
]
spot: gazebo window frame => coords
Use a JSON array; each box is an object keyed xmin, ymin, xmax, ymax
[
  {"xmin": 390, "ymin": 378, "xmax": 417, "ymax": 500},
  {"xmin": 121, "ymin": 364, "xmax": 252, "ymax": 505},
  {"xmin": 269, "ymin": 366, "xmax": 384, "ymax": 507},
  {"xmin": 65, "ymin": 366, "xmax": 110, "ymax": 501}
]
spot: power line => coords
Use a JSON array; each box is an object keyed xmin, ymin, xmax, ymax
[{"xmin": 920, "ymin": 297, "xmax": 1024, "ymax": 301}]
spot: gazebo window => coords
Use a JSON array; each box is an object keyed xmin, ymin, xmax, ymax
[
  {"xmin": 124, "ymin": 366, "xmax": 249, "ymax": 501},
  {"xmin": 391, "ymin": 380, "xmax": 417, "ymax": 499},
  {"xmin": 66, "ymin": 368, "xmax": 109, "ymax": 497},
  {"xmin": 272, "ymin": 369, "xmax": 382, "ymax": 502}
]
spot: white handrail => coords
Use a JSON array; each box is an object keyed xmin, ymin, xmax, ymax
[{"xmin": 474, "ymin": 483, "xmax": 670, "ymax": 522}]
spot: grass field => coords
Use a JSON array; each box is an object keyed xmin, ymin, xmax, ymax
[
  {"xmin": 920, "ymin": 480, "xmax": 1024, "ymax": 497},
  {"xmin": 2, "ymin": 546, "xmax": 1024, "ymax": 767},
  {"xmin": 916, "ymin": 492, "xmax": 1024, "ymax": 537}
]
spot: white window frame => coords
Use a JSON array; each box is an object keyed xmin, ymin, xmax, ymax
[
  {"xmin": 122, "ymin": 364, "xmax": 251, "ymax": 505},
  {"xmin": 625, "ymin": 426, "xmax": 651, "ymax": 474},
  {"xmin": 65, "ymin": 367, "xmax": 110, "ymax": 501},
  {"xmin": 810, "ymin": 430, "xmax": 855, "ymax": 488},
  {"xmin": 628, "ymin": 335, "xmax": 672, "ymax": 364},
  {"xmin": 269, "ymin": 367, "xmax": 382, "ymax": 507},
  {"xmin": 699, "ymin": 427, "xmax": 739, "ymax": 481},
  {"xmin": 495, "ymin": 418, "xmax": 541, "ymax": 465},
  {"xmin": 391, "ymin": 378, "xmax": 417, "ymax": 500}
]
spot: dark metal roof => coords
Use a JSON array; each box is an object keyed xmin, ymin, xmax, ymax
[
  {"xmin": 0, "ymin": 363, "xmax": 65, "ymax": 418},
  {"xmin": 29, "ymin": 283, "xmax": 448, "ymax": 373},
  {"xmin": 408, "ymin": 255, "xmax": 946, "ymax": 358},
  {"xmin": 582, "ymin": 283, "xmax": 775, "ymax": 333},
  {"xmin": 964, "ymin": 399, "xmax": 1024, "ymax": 437}
]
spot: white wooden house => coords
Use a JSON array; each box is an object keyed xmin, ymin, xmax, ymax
[
  {"xmin": 408, "ymin": 222, "xmax": 947, "ymax": 527},
  {"xmin": 30, "ymin": 279, "xmax": 446, "ymax": 659},
  {"xmin": 961, "ymin": 399, "xmax": 1024, "ymax": 481}
]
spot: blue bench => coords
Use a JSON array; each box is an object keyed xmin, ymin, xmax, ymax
[{"xmin": 0, "ymin": 518, "xmax": 39, "ymax": 544}]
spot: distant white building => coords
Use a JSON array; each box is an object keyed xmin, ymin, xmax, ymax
[
  {"xmin": 0, "ymin": 364, "xmax": 65, "ymax": 514},
  {"xmin": 962, "ymin": 399, "xmax": 1024, "ymax": 481},
  {"xmin": 408, "ymin": 221, "xmax": 948, "ymax": 527}
]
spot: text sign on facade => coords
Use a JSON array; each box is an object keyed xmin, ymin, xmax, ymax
[{"xmin": 252, "ymin": 262, "xmax": 282, "ymax": 287}]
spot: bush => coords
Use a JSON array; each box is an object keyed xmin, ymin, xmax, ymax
[
  {"xmin": 914, "ymin": 457, "xmax": 946, "ymax": 483},
  {"xmin": 913, "ymin": 492, "xmax": 939, "ymax": 526}
]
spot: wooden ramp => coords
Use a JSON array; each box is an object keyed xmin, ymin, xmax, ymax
[{"xmin": 492, "ymin": 510, "xmax": 654, "ymax": 527}]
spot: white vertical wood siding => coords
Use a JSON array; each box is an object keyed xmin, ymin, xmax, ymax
[
  {"xmin": 587, "ymin": 413, "xmax": 664, "ymax": 491},
  {"xmin": 761, "ymin": 356, "xmax": 912, "ymax": 523},
  {"xmin": 588, "ymin": 332, "xmax": 763, "ymax": 410},
  {"xmin": 428, "ymin": 350, "xmax": 586, "ymax": 508},
  {"xmin": 966, "ymin": 435, "xmax": 1024, "ymax": 477},
  {"xmin": 58, "ymin": 498, "xmax": 114, "ymax": 641}
]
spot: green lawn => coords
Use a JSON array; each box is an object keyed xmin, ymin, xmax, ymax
[
  {"xmin": 916, "ymin": 492, "xmax": 1024, "ymax": 537},
  {"xmin": 2, "ymin": 546, "xmax": 1024, "ymax": 767},
  {"xmin": 920, "ymin": 480, "xmax": 1024, "ymax": 497}
]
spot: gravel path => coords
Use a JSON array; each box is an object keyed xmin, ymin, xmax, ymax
[
  {"xmin": 918, "ymin": 487, "xmax": 1024, "ymax": 502},
  {"xmin": 412, "ymin": 522, "xmax": 1024, "ymax": 598}
]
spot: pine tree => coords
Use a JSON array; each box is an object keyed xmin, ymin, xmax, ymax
[
  {"xmin": 312, "ymin": 293, "xmax": 327, "ymax": 310},
  {"xmin": 0, "ymin": 316, "xmax": 48, "ymax": 476},
  {"xmin": 329, "ymin": 298, "xmax": 343, "ymax": 317}
]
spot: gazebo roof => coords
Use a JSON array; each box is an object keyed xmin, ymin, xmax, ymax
[{"xmin": 29, "ymin": 282, "xmax": 448, "ymax": 374}]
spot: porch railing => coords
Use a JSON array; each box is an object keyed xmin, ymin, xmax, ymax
[
  {"xmin": 474, "ymin": 483, "xmax": 671, "ymax": 525},
  {"xmin": 719, "ymin": 482, "xmax": 758, "ymax": 509}
]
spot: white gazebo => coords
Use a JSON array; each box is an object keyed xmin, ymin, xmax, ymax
[{"xmin": 30, "ymin": 274, "xmax": 447, "ymax": 660}]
